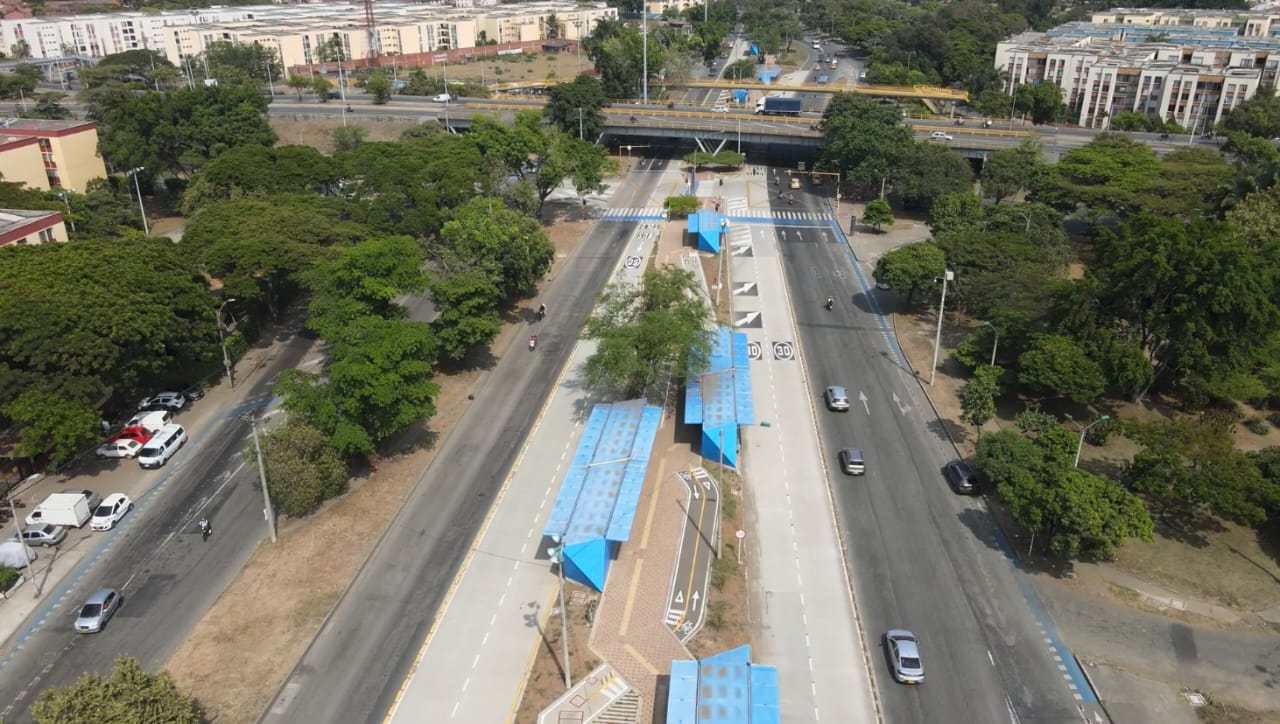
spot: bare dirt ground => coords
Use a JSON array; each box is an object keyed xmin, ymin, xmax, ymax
[
  {"xmin": 270, "ymin": 118, "xmax": 419, "ymax": 153},
  {"xmin": 444, "ymin": 51, "xmax": 593, "ymax": 87},
  {"xmin": 890, "ymin": 305, "xmax": 1280, "ymax": 619},
  {"xmin": 512, "ymin": 582, "xmax": 603, "ymax": 723},
  {"xmin": 165, "ymin": 207, "xmax": 590, "ymax": 723}
]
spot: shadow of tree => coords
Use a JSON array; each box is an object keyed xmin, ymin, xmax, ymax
[
  {"xmin": 926, "ymin": 416, "xmax": 968, "ymax": 446},
  {"xmin": 1150, "ymin": 509, "xmax": 1225, "ymax": 549}
]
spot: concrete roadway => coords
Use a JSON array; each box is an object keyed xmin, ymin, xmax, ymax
[
  {"xmin": 0, "ymin": 336, "xmax": 316, "ymax": 723},
  {"xmin": 772, "ymin": 184, "xmax": 1088, "ymax": 723},
  {"xmin": 259, "ymin": 162, "xmax": 669, "ymax": 724}
]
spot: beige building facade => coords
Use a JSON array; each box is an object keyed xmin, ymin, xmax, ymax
[
  {"xmin": 0, "ymin": 120, "xmax": 106, "ymax": 193},
  {"xmin": 0, "ymin": 210, "xmax": 67, "ymax": 247}
]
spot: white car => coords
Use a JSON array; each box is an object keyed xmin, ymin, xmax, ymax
[
  {"xmin": 137, "ymin": 392, "xmax": 187, "ymax": 412},
  {"xmin": 96, "ymin": 439, "xmax": 144, "ymax": 459},
  {"xmin": 432, "ymin": 93, "xmax": 452, "ymax": 103},
  {"xmin": 90, "ymin": 494, "xmax": 133, "ymax": 531},
  {"xmin": 711, "ymin": 104, "xmax": 730, "ymax": 113},
  {"xmin": 929, "ymin": 131, "xmax": 954, "ymax": 141},
  {"xmin": 126, "ymin": 410, "xmax": 172, "ymax": 433}
]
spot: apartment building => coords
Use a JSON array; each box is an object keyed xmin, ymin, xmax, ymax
[
  {"xmin": 0, "ymin": 120, "xmax": 106, "ymax": 193},
  {"xmin": 0, "ymin": 2, "xmax": 615, "ymax": 69},
  {"xmin": 0, "ymin": 210, "xmax": 68, "ymax": 248},
  {"xmin": 995, "ymin": 10, "xmax": 1280, "ymax": 129}
]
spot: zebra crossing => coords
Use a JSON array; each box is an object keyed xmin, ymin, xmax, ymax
[
  {"xmin": 601, "ymin": 207, "xmax": 666, "ymax": 221},
  {"xmin": 732, "ymin": 209, "xmax": 828, "ymax": 221}
]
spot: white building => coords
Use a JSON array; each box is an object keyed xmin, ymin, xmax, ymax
[
  {"xmin": 0, "ymin": 2, "xmax": 615, "ymax": 70},
  {"xmin": 995, "ymin": 8, "xmax": 1280, "ymax": 129}
]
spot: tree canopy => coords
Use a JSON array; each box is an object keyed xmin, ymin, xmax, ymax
[{"xmin": 32, "ymin": 656, "xmax": 202, "ymax": 724}]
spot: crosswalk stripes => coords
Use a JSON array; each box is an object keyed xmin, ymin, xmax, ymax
[
  {"xmin": 665, "ymin": 607, "xmax": 684, "ymax": 625},
  {"xmin": 601, "ymin": 207, "xmax": 667, "ymax": 220}
]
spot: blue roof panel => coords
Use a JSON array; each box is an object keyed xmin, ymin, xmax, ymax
[
  {"xmin": 543, "ymin": 405, "xmax": 610, "ymax": 537},
  {"xmin": 606, "ymin": 403, "xmax": 661, "ymax": 541},
  {"xmin": 667, "ymin": 659, "xmax": 700, "ymax": 724},
  {"xmin": 732, "ymin": 332, "xmax": 755, "ymax": 425}
]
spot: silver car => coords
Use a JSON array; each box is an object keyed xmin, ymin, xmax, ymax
[
  {"xmin": 886, "ymin": 629, "xmax": 924, "ymax": 684},
  {"xmin": 824, "ymin": 385, "xmax": 850, "ymax": 411},
  {"xmin": 11, "ymin": 524, "xmax": 67, "ymax": 547},
  {"xmin": 75, "ymin": 588, "xmax": 121, "ymax": 633}
]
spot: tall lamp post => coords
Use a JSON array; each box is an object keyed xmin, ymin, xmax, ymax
[
  {"xmin": 56, "ymin": 188, "xmax": 75, "ymax": 232},
  {"xmin": 1066, "ymin": 414, "xmax": 1111, "ymax": 468},
  {"xmin": 641, "ymin": 10, "xmax": 648, "ymax": 103},
  {"xmin": 981, "ymin": 320, "xmax": 999, "ymax": 366},
  {"xmin": 214, "ymin": 298, "xmax": 237, "ymax": 389},
  {"xmin": 929, "ymin": 270, "xmax": 954, "ymax": 386},
  {"xmin": 546, "ymin": 536, "xmax": 572, "ymax": 688},
  {"xmin": 247, "ymin": 414, "xmax": 277, "ymax": 543},
  {"xmin": 126, "ymin": 167, "xmax": 149, "ymax": 235}
]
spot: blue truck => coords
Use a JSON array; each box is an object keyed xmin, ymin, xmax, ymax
[{"xmin": 755, "ymin": 96, "xmax": 803, "ymax": 115}]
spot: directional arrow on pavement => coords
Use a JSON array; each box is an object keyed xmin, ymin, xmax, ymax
[
  {"xmin": 892, "ymin": 391, "xmax": 911, "ymax": 415},
  {"xmin": 734, "ymin": 281, "xmax": 758, "ymax": 296},
  {"xmin": 736, "ymin": 311, "xmax": 762, "ymax": 328},
  {"xmin": 859, "ymin": 391, "xmax": 870, "ymax": 415},
  {"xmin": 691, "ymin": 591, "xmax": 701, "ymax": 611}
]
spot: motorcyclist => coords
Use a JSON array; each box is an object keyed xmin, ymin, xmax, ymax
[
  {"xmin": 198, "ymin": 517, "xmax": 212, "ymax": 540},
  {"xmin": 537, "ymin": 303, "xmax": 547, "ymax": 320},
  {"xmin": 529, "ymin": 335, "xmax": 538, "ymax": 351},
  {"xmin": 825, "ymin": 296, "xmax": 834, "ymax": 310}
]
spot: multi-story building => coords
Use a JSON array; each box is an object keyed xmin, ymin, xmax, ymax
[
  {"xmin": 0, "ymin": 119, "xmax": 106, "ymax": 193},
  {"xmin": 995, "ymin": 8, "xmax": 1280, "ymax": 129},
  {"xmin": 0, "ymin": 209, "xmax": 68, "ymax": 247},
  {"xmin": 0, "ymin": 2, "xmax": 616, "ymax": 70}
]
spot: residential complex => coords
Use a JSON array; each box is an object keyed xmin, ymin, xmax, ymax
[
  {"xmin": 0, "ymin": 1, "xmax": 616, "ymax": 71},
  {"xmin": 0, "ymin": 119, "xmax": 106, "ymax": 193},
  {"xmin": 0, "ymin": 209, "xmax": 68, "ymax": 247},
  {"xmin": 995, "ymin": 8, "xmax": 1280, "ymax": 129}
]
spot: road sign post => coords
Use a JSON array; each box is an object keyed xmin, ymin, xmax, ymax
[{"xmin": 735, "ymin": 529, "xmax": 746, "ymax": 563}]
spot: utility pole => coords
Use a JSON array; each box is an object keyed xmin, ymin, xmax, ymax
[
  {"xmin": 641, "ymin": 12, "xmax": 648, "ymax": 103},
  {"xmin": 126, "ymin": 167, "xmax": 149, "ymax": 235},
  {"xmin": 547, "ymin": 538, "xmax": 572, "ymax": 688},
  {"xmin": 929, "ymin": 270, "xmax": 953, "ymax": 386},
  {"xmin": 248, "ymin": 415, "xmax": 278, "ymax": 543},
  {"xmin": 10, "ymin": 497, "xmax": 37, "ymax": 597},
  {"xmin": 577, "ymin": 107, "xmax": 584, "ymax": 140}
]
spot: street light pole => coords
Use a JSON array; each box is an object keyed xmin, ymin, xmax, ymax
[
  {"xmin": 1067, "ymin": 414, "xmax": 1111, "ymax": 468},
  {"xmin": 547, "ymin": 537, "xmax": 572, "ymax": 689},
  {"xmin": 57, "ymin": 188, "xmax": 75, "ymax": 232},
  {"xmin": 248, "ymin": 415, "xmax": 278, "ymax": 543},
  {"xmin": 577, "ymin": 107, "xmax": 584, "ymax": 140},
  {"xmin": 981, "ymin": 320, "xmax": 999, "ymax": 366},
  {"xmin": 641, "ymin": 11, "xmax": 648, "ymax": 104},
  {"xmin": 126, "ymin": 167, "xmax": 149, "ymax": 235},
  {"xmin": 214, "ymin": 298, "xmax": 237, "ymax": 389},
  {"xmin": 929, "ymin": 270, "xmax": 954, "ymax": 386}
]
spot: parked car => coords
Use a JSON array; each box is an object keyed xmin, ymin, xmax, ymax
[
  {"xmin": 886, "ymin": 629, "xmax": 924, "ymax": 684},
  {"xmin": 126, "ymin": 410, "xmax": 172, "ymax": 433},
  {"xmin": 137, "ymin": 392, "xmax": 187, "ymax": 412},
  {"xmin": 824, "ymin": 385, "xmax": 850, "ymax": 411},
  {"xmin": 110, "ymin": 425, "xmax": 154, "ymax": 445},
  {"xmin": 10, "ymin": 524, "xmax": 67, "ymax": 547},
  {"xmin": 181, "ymin": 385, "xmax": 205, "ymax": 402},
  {"xmin": 90, "ymin": 494, "xmax": 133, "ymax": 531},
  {"xmin": 74, "ymin": 588, "xmax": 121, "ymax": 633},
  {"xmin": 96, "ymin": 439, "xmax": 144, "ymax": 459},
  {"xmin": 943, "ymin": 460, "xmax": 978, "ymax": 494},
  {"xmin": 26, "ymin": 490, "xmax": 99, "ymax": 526}
]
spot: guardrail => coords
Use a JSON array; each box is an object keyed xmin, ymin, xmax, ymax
[{"xmin": 491, "ymin": 77, "xmax": 967, "ymax": 102}]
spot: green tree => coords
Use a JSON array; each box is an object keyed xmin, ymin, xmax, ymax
[
  {"xmin": 891, "ymin": 141, "xmax": 975, "ymax": 212},
  {"xmin": 1017, "ymin": 334, "xmax": 1106, "ymax": 403},
  {"xmin": 277, "ymin": 318, "xmax": 439, "ymax": 457},
  {"xmin": 820, "ymin": 93, "xmax": 914, "ymax": 195},
  {"xmin": 3, "ymin": 390, "xmax": 99, "ymax": 467},
  {"xmin": 286, "ymin": 73, "xmax": 311, "ymax": 101},
  {"xmin": 311, "ymin": 75, "xmax": 332, "ymax": 101},
  {"xmin": 928, "ymin": 192, "xmax": 984, "ymax": 235},
  {"xmin": 1014, "ymin": 81, "xmax": 1064, "ymax": 125},
  {"xmin": 427, "ymin": 270, "xmax": 503, "ymax": 362},
  {"xmin": 1217, "ymin": 92, "xmax": 1280, "ymax": 139},
  {"xmin": 332, "ymin": 125, "xmax": 368, "ymax": 152},
  {"xmin": 980, "ymin": 141, "xmax": 1043, "ymax": 203},
  {"xmin": 439, "ymin": 197, "xmax": 554, "ymax": 301},
  {"xmin": 959, "ymin": 365, "xmax": 1000, "ymax": 437},
  {"xmin": 582, "ymin": 19, "xmax": 665, "ymax": 99},
  {"xmin": 1031, "ymin": 133, "xmax": 1162, "ymax": 215},
  {"xmin": 25, "ymin": 92, "xmax": 72, "ymax": 120},
  {"xmin": 258, "ymin": 421, "xmax": 348, "ymax": 517},
  {"xmin": 862, "ymin": 197, "xmax": 894, "ymax": 231},
  {"xmin": 664, "ymin": 195, "xmax": 699, "ymax": 216},
  {"xmin": 303, "ymin": 236, "xmax": 428, "ymax": 339},
  {"xmin": 198, "ymin": 40, "xmax": 278, "ymax": 87},
  {"xmin": 181, "ymin": 145, "xmax": 340, "ymax": 215},
  {"xmin": 873, "ymin": 241, "xmax": 945, "ymax": 306},
  {"xmin": 582, "ymin": 266, "xmax": 713, "ymax": 397},
  {"xmin": 543, "ymin": 74, "xmax": 608, "ymax": 140},
  {"xmin": 366, "ymin": 69, "xmax": 392, "ymax": 104},
  {"xmin": 32, "ymin": 656, "xmax": 202, "ymax": 724}
]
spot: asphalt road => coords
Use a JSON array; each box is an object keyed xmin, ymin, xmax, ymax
[
  {"xmin": 0, "ymin": 334, "xmax": 315, "ymax": 722},
  {"xmin": 259, "ymin": 161, "xmax": 668, "ymax": 724},
  {"xmin": 773, "ymin": 183, "xmax": 1086, "ymax": 723}
]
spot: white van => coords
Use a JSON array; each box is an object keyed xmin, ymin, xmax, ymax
[{"xmin": 137, "ymin": 424, "xmax": 188, "ymax": 469}]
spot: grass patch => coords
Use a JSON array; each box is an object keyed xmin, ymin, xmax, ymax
[{"xmin": 1196, "ymin": 700, "xmax": 1276, "ymax": 724}]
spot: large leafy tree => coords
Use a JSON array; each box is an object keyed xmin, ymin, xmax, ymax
[
  {"xmin": 543, "ymin": 74, "xmax": 609, "ymax": 140},
  {"xmin": 181, "ymin": 145, "xmax": 339, "ymax": 215},
  {"xmin": 1017, "ymin": 334, "xmax": 1105, "ymax": 403},
  {"xmin": 1014, "ymin": 81, "xmax": 1064, "ymax": 125},
  {"xmin": 427, "ymin": 271, "xmax": 503, "ymax": 362},
  {"xmin": 1217, "ymin": 92, "xmax": 1280, "ymax": 140},
  {"xmin": 582, "ymin": 267, "xmax": 713, "ymax": 397},
  {"xmin": 891, "ymin": 141, "xmax": 975, "ymax": 212},
  {"xmin": 980, "ymin": 141, "xmax": 1043, "ymax": 203},
  {"xmin": 258, "ymin": 421, "xmax": 348, "ymax": 518},
  {"xmin": 438, "ymin": 197, "xmax": 555, "ymax": 301},
  {"xmin": 182, "ymin": 195, "xmax": 371, "ymax": 319},
  {"xmin": 469, "ymin": 112, "xmax": 608, "ymax": 215},
  {"xmin": 873, "ymin": 241, "xmax": 945, "ymax": 306},
  {"xmin": 303, "ymin": 236, "xmax": 428, "ymax": 340},
  {"xmin": 582, "ymin": 20, "xmax": 665, "ymax": 99},
  {"xmin": 32, "ymin": 656, "xmax": 202, "ymax": 724},
  {"xmin": 197, "ymin": 40, "xmax": 278, "ymax": 87},
  {"xmin": 3, "ymin": 390, "xmax": 99, "ymax": 466},
  {"xmin": 820, "ymin": 93, "xmax": 914, "ymax": 195},
  {"xmin": 0, "ymin": 240, "xmax": 217, "ymax": 411},
  {"xmin": 1125, "ymin": 419, "xmax": 1280, "ymax": 525},
  {"xmin": 92, "ymin": 83, "xmax": 275, "ymax": 178},
  {"xmin": 1030, "ymin": 133, "xmax": 1161, "ymax": 215},
  {"xmin": 928, "ymin": 192, "xmax": 984, "ymax": 235}
]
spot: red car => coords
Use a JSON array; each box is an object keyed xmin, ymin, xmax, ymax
[{"xmin": 109, "ymin": 426, "xmax": 154, "ymax": 445}]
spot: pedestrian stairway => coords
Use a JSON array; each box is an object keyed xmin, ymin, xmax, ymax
[{"xmin": 601, "ymin": 207, "xmax": 666, "ymax": 221}]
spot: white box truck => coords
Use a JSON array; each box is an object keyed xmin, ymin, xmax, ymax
[{"xmin": 25, "ymin": 493, "xmax": 92, "ymax": 528}]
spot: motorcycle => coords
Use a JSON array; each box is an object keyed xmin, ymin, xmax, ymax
[
  {"xmin": 529, "ymin": 335, "xmax": 538, "ymax": 352},
  {"xmin": 825, "ymin": 297, "xmax": 834, "ymax": 311}
]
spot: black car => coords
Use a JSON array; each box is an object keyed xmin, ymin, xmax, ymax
[{"xmin": 943, "ymin": 460, "xmax": 978, "ymax": 494}]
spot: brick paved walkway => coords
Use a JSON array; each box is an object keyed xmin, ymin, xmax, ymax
[{"xmin": 588, "ymin": 417, "xmax": 697, "ymax": 723}]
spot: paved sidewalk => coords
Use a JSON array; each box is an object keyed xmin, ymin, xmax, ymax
[{"xmin": 588, "ymin": 429, "xmax": 696, "ymax": 723}]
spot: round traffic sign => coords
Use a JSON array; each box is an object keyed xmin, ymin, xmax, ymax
[{"xmin": 735, "ymin": 529, "xmax": 746, "ymax": 540}]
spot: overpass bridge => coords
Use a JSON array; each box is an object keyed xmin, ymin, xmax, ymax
[{"xmin": 491, "ymin": 78, "xmax": 969, "ymax": 102}]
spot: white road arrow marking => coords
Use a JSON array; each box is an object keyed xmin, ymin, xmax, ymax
[
  {"xmin": 892, "ymin": 391, "xmax": 911, "ymax": 415},
  {"xmin": 859, "ymin": 391, "xmax": 870, "ymax": 415},
  {"xmin": 691, "ymin": 591, "xmax": 701, "ymax": 611}
]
